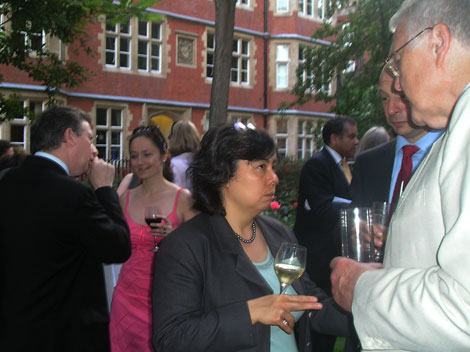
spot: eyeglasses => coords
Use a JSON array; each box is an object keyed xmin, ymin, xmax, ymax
[{"xmin": 385, "ymin": 26, "xmax": 434, "ymax": 78}]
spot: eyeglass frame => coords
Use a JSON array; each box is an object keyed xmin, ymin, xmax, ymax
[{"xmin": 385, "ymin": 26, "xmax": 434, "ymax": 78}]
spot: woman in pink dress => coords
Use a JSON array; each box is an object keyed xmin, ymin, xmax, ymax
[{"xmin": 110, "ymin": 126, "xmax": 197, "ymax": 352}]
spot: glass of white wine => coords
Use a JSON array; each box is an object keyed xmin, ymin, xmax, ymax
[{"xmin": 274, "ymin": 242, "xmax": 307, "ymax": 294}]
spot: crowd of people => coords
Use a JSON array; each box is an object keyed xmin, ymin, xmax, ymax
[{"xmin": 1, "ymin": 0, "xmax": 470, "ymax": 351}]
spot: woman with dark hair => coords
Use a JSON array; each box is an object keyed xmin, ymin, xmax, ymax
[
  {"xmin": 152, "ymin": 123, "xmax": 351, "ymax": 352},
  {"xmin": 110, "ymin": 126, "xmax": 197, "ymax": 352}
]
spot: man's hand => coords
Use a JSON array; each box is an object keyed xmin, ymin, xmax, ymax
[
  {"xmin": 330, "ymin": 257, "xmax": 382, "ymax": 311},
  {"xmin": 87, "ymin": 156, "xmax": 115, "ymax": 189}
]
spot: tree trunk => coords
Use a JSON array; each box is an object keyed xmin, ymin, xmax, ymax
[{"xmin": 208, "ymin": 0, "xmax": 237, "ymax": 127}]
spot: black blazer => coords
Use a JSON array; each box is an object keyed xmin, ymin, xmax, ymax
[
  {"xmin": 350, "ymin": 140, "xmax": 396, "ymax": 208},
  {"xmin": 293, "ymin": 148, "xmax": 351, "ymax": 281},
  {"xmin": 0, "ymin": 156, "xmax": 131, "ymax": 352},
  {"xmin": 152, "ymin": 213, "xmax": 351, "ymax": 352}
]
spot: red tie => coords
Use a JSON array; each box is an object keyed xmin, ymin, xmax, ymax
[{"xmin": 390, "ymin": 145, "xmax": 420, "ymax": 215}]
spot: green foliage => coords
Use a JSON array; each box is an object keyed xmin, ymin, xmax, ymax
[
  {"xmin": 264, "ymin": 157, "xmax": 305, "ymax": 229},
  {"xmin": 289, "ymin": 0, "xmax": 404, "ymax": 136},
  {"xmin": 0, "ymin": 0, "xmax": 161, "ymax": 121}
]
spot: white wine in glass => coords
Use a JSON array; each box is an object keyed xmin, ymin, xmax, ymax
[{"xmin": 274, "ymin": 242, "xmax": 307, "ymax": 294}]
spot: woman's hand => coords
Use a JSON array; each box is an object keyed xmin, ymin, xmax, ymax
[
  {"xmin": 247, "ymin": 294, "xmax": 322, "ymax": 334},
  {"xmin": 149, "ymin": 217, "xmax": 173, "ymax": 237}
]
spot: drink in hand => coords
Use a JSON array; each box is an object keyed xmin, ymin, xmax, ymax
[{"xmin": 274, "ymin": 242, "xmax": 307, "ymax": 294}]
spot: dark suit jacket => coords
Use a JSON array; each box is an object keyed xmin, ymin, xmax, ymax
[
  {"xmin": 293, "ymin": 148, "xmax": 351, "ymax": 282},
  {"xmin": 350, "ymin": 140, "xmax": 396, "ymax": 208},
  {"xmin": 0, "ymin": 156, "xmax": 131, "ymax": 352},
  {"xmin": 152, "ymin": 213, "xmax": 351, "ymax": 352}
]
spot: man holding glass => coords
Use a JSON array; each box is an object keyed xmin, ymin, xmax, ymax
[
  {"xmin": 330, "ymin": 0, "xmax": 470, "ymax": 350},
  {"xmin": 350, "ymin": 67, "xmax": 443, "ymax": 210},
  {"xmin": 0, "ymin": 106, "xmax": 130, "ymax": 351}
]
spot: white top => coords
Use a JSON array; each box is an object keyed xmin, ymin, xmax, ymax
[{"xmin": 170, "ymin": 152, "xmax": 193, "ymax": 190}]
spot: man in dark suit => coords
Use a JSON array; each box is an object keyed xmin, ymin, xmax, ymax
[
  {"xmin": 0, "ymin": 106, "xmax": 131, "ymax": 352},
  {"xmin": 293, "ymin": 116, "xmax": 358, "ymax": 352},
  {"xmin": 294, "ymin": 116, "xmax": 358, "ymax": 294},
  {"xmin": 350, "ymin": 68, "xmax": 444, "ymax": 208}
]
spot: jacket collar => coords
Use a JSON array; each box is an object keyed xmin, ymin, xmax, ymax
[{"xmin": 208, "ymin": 214, "xmax": 303, "ymax": 295}]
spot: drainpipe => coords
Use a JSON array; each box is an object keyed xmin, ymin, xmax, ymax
[{"xmin": 263, "ymin": 0, "xmax": 268, "ymax": 129}]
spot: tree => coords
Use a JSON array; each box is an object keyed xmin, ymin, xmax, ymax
[
  {"xmin": 208, "ymin": 0, "xmax": 237, "ymax": 127},
  {"xmin": 288, "ymin": 0, "xmax": 404, "ymax": 135},
  {"xmin": 0, "ymin": 0, "xmax": 160, "ymax": 122}
]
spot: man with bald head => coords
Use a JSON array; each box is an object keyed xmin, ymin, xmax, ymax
[
  {"xmin": 330, "ymin": 0, "xmax": 470, "ymax": 350},
  {"xmin": 350, "ymin": 68, "xmax": 443, "ymax": 210}
]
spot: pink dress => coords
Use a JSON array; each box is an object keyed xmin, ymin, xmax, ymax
[{"xmin": 109, "ymin": 189, "xmax": 182, "ymax": 352}]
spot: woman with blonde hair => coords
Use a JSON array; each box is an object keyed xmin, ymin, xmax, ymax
[{"xmin": 168, "ymin": 120, "xmax": 200, "ymax": 189}]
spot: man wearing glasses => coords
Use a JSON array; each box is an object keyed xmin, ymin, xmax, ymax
[{"xmin": 330, "ymin": 0, "xmax": 470, "ymax": 350}]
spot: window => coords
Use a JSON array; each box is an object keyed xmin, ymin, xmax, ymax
[
  {"xmin": 297, "ymin": 119, "xmax": 315, "ymax": 159},
  {"xmin": 276, "ymin": 44, "xmax": 289, "ymax": 89},
  {"xmin": 277, "ymin": 0, "xmax": 289, "ymax": 12},
  {"xmin": 15, "ymin": 21, "xmax": 45, "ymax": 53},
  {"xmin": 137, "ymin": 21, "xmax": 161, "ymax": 72},
  {"xmin": 299, "ymin": 0, "xmax": 313, "ymax": 16},
  {"xmin": 206, "ymin": 33, "xmax": 251, "ymax": 85},
  {"xmin": 236, "ymin": 0, "xmax": 249, "ymax": 6},
  {"xmin": 105, "ymin": 17, "xmax": 162, "ymax": 72},
  {"xmin": 275, "ymin": 119, "xmax": 288, "ymax": 158},
  {"xmin": 317, "ymin": 0, "xmax": 327, "ymax": 20},
  {"xmin": 105, "ymin": 19, "xmax": 131, "ymax": 69},
  {"xmin": 95, "ymin": 108, "xmax": 123, "ymax": 160},
  {"xmin": 299, "ymin": 46, "xmax": 313, "ymax": 85},
  {"xmin": 231, "ymin": 38, "xmax": 249, "ymax": 84},
  {"xmin": 206, "ymin": 33, "xmax": 215, "ymax": 79},
  {"xmin": 9, "ymin": 100, "xmax": 44, "ymax": 152}
]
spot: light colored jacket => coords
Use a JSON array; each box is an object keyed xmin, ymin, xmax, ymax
[{"xmin": 352, "ymin": 84, "xmax": 470, "ymax": 351}]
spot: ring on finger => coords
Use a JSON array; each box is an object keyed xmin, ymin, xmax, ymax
[{"xmin": 282, "ymin": 319, "xmax": 288, "ymax": 326}]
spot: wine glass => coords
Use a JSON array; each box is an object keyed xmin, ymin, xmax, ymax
[
  {"xmin": 371, "ymin": 201, "xmax": 390, "ymax": 263},
  {"xmin": 145, "ymin": 206, "xmax": 164, "ymax": 253},
  {"xmin": 274, "ymin": 242, "xmax": 307, "ymax": 294}
]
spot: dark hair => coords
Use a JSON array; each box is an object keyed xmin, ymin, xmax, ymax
[
  {"xmin": 322, "ymin": 116, "xmax": 356, "ymax": 145},
  {"xmin": 188, "ymin": 123, "xmax": 276, "ymax": 215},
  {"xmin": 30, "ymin": 106, "xmax": 92, "ymax": 154},
  {"xmin": 129, "ymin": 126, "xmax": 173, "ymax": 182},
  {"xmin": 0, "ymin": 149, "xmax": 27, "ymax": 171},
  {"xmin": 0, "ymin": 140, "xmax": 12, "ymax": 159}
]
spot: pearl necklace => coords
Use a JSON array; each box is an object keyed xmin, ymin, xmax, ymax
[{"xmin": 234, "ymin": 221, "xmax": 256, "ymax": 244}]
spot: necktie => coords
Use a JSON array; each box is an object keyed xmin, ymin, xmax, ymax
[
  {"xmin": 341, "ymin": 158, "xmax": 352, "ymax": 184},
  {"xmin": 390, "ymin": 145, "xmax": 419, "ymax": 215}
]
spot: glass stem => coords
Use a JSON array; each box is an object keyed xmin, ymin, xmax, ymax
[{"xmin": 280, "ymin": 283, "xmax": 289, "ymax": 295}]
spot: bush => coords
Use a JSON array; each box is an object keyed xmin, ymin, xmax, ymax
[{"xmin": 263, "ymin": 157, "xmax": 305, "ymax": 229}]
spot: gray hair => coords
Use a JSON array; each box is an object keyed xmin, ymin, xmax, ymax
[{"xmin": 390, "ymin": 0, "xmax": 470, "ymax": 48}]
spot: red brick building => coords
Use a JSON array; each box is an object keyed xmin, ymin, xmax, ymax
[{"xmin": 0, "ymin": 0, "xmax": 339, "ymax": 160}]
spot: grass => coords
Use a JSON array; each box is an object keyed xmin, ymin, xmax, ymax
[{"xmin": 334, "ymin": 337, "xmax": 345, "ymax": 352}]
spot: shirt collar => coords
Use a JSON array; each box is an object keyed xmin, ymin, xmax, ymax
[
  {"xmin": 395, "ymin": 129, "xmax": 445, "ymax": 153},
  {"xmin": 35, "ymin": 152, "xmax": 70, "ymax": 175},
  {"xmin": 324, "ymin": 145, "xmax": 343, "ymax": 165}
]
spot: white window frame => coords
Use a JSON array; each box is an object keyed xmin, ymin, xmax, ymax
[
  {"xmin": 105, "ymin": 19, "xmax": 131, "ymax": 69},
  {"xmin": 8, "ymin": 99, "xmax": 45, "ymax": 152},
  {"xmin": 299, "ymin": 0, "xmax": 314, "ymax": 17},
  {"xmin": 207, "ymin": 32, "xmax": 251, "ymax": 86},
  {"xmin": 137, "ymin": 20, "xmax": 162, "ymax": 73},
  {"xmin": 236, "ymin": 0, "xmax": 249, "ymax": 7},
  {"xmin": 277, "ymin": 0, "xmax": 289, "ymax": 13},
  {"xmin": 276, "ymin": 44, "xmax": 289, "ymax": 89},
  {"xmin": 297, "ymin": 119, "xmax": 315, "ymax": 160},
  {"xmin": 275, "ymin": 118, "xmax": 288, "ymax": 158},
  {"xmin": 231, "ymin": 38, "xmax": 250, "ymax": 85},
  {"xmin": 95, "ymin": 107, "xmax": 124, "ymax": 160},
  {"xmin": 317, "ymin": 0, "xmax": 327, "ymax": 20},
  {"xmin": 299, "ymin": 45, "xmax": 313, "ymax": 87}
]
